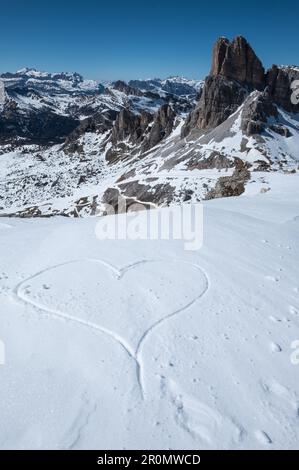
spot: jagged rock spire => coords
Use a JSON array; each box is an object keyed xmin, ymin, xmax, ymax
[
  {"xmin": 182, "ymin": 36, "xmax": 267, "ymax": 135},
  {"xmin": 210, "ymin": 36, "xmax": 265, "ymax": 90}
]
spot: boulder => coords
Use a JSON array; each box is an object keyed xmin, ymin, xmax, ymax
[{"xmin": 205, "ymin": 159, "xmax": 251, "ymax": 199}]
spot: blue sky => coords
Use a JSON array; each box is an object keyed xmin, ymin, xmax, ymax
[{"xmin": 1, "ymin": 0, "xmax": 298, "ymax": 80}]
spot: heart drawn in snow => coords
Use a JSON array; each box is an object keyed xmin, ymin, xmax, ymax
[{"xmin": 16, "ymin": 259, "xmax": 208, "ymax": 356}]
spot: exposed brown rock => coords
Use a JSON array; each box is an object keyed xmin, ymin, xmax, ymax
[
  {"xmin": 110, "ymin": 108, "xmax": 153, "ymax": 145},
  {"xmin": 142, "ymin": 104, "xmax": 176, "ymax": 151},
  {"xmin": 184, "ymin": 75, "xmax": 247, "ymax": 132},
  {"xmin": 111, "ymin": 108, "xmax": 139, "ymax": 143},
  {"xmin": 182, "ymin": 36, "xmax": 267, "ymax": 136},
  {"xmin": 205, "ymin": 159, "xmax": 251, "ymax": 199},
  {"xmin": 241, "ymin": 90, "xmax": 278, "ymax": 136},
  {"xmin": 210, "ymin": 37, "xmax": 230, "ymax": 76},
  {"xmin": 266, "ymin": 65, "xmax": 299, "ymax": 112},
  {"xmin": 270, "ymin": 124, "xmax": 291, "ymax": 137},
  {"xmin": 111, "ymin": 80, "xmax": 142, "ymax": 96},
  {"xmin": 211, "ymin": 36, "xmax": 265, "ymax": 90},
  {"xmin": 102, "ymin": 186, "xmax": 155, "ymax": 213},
  {"xmin": 187, "ymin": 152, "xmax": 233, "ymax": 170},
  {"xmin": 107, "ymin": 104, "xmax": 176, "ymax": 161},
  {"xmin": 119, "ymin": 180, "xmax": 175, "ymax": 206}
]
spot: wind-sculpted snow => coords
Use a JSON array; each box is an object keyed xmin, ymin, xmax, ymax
[
  {"xmin": 14, "ymin": 258, "xmax": 209, "ymax": 397},
  {"xmin": 0, "ymin": 174, "xmax": 299, "ymax": 449}
]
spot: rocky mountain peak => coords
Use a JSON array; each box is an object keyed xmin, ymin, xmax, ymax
[
  {"xmin": 210, "ymin": 37, "xmax": 230, "ymax": 75},
  {"xmin": 111, "ymin": 80, "xmax": 142, "ymax": 96},
  {"xmin": 141, "ymin": 104, "xmax": 176, "ymax": 152},
  {"xmin": 182, "ymin": 36, "xmax": 270, "ymax": 135},
  {"xmin": 210, "ymin": 36, "xmax": 265, "ymax": 90},
  {"xmin": 266, "ymin": 64, "xmax": 299, "ymax": 112}
]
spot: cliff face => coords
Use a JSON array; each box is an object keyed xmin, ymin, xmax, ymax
[
  {"xmin": 182, "ymin": 36, "xmax": 299, "ymax": 137},
  {"xmin": 183, "ymin": 75, "xmax": 247, "ymax": 134},
  {"xmin": 105, "ymin": 103, "xmax": 177, "ymax": 162},
  {"xmin": 210, "ymin": 36, "xmax": 265, "ymax": 90},
  {"xmin": 266, "ymin": 65, "xmax": 299, "ymax": 113},
  {"xmin": 141, "ymin": 104, "xmax": 176, "ymax": 152},
  {"xmin": 1, "ymin": 38, "xmax": 298, "ymax": 217}
]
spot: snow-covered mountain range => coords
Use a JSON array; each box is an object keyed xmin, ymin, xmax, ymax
[
  {"xmin": 0, "ymin": 36, "xmax": 298, "ymax": 217},
  {"xmin": 1, "ymin": 36, "xmax": 299, "ymax": 451}
]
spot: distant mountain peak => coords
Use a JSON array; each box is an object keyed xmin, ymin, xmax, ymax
[{"xmin": 16, "ymin": 67, "xmax": 37, "ymax": 74}]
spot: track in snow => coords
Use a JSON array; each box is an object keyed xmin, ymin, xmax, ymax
[{"xmin": 12, "ymin": 258, "xmax": 209, "ymax": 399}]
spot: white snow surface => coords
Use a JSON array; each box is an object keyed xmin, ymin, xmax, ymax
[{"xmin": 0, "ymin": 172, "xmax": 299, "ymax": 449}]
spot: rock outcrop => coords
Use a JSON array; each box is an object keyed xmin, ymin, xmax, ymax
[
  {"xmin": 105, "ymin": 108, "xmax": 154, "ymax": 162},
  {"xmin": 64, "ymin": 109, "xmax": 118, "ymax": 153},
  {"xmin": 211, "ymin": 36, "xmax": 265, "ymax": 90},
  {"xmin": 241, "ymin": 89, "xmax": 278, "ymax": 136},
  {"xmin": 183, "ymin": 36, "xmax": 298, "ymax": 137},
  {"xmin": 110, "ymin": 108, "xmax": 153, "ymax": 145},
  {"xmin": 182, "ymin": 75, "xmax": 247, "ymax": 134},
  {"xmin": 183, "ymin": 35, "xmax": 265, "ymax": 135},
  {"xmin": 111, "ymin": 108, "xmax": 140, "ymax": 144},
  {"xmin": 205, "ymin": 159, "xmax": 251, "ymax": 199},
  {"xmin": 111, "ymin": 80, "xmax": 142, "ymax": 96},
  {"xmin": 106, "ymin": 104, "xmax": 176, "ymax": 162},
  {"xmin": 142, "ymin": 104, "xmax": 176, "ymax": 151},
  {"xmin": 266, "ymin": 65, "xmax": 299, "ymax": 112}
]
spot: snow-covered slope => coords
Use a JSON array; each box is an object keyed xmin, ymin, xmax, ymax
[
  {"xmin": 182, "ymin": 97, "xmax": 299, "ymax": 170},
  {"xmin": 0, "ymin": 172, "xmax": 298, "ymax": 449},
  {"xmin": 1, "ymin": 98, "xmax": 298, "ymax": 218},
  {"xmin": 0, "ymin": 41, "xmax": 298, "ymax": 218}
]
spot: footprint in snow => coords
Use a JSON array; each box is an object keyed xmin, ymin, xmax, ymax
[
  {"xmin": 269, "ymin": 315, "xmax": 282, "ymax": 323},
  {"xmin": 255, "ymin": 430, "xmax": 272, "ymax": 446},
  {"xmin": 269, "ymin": 342, "xmax": 282, "ymax": 353},
  {"xmin": 261, "ymin": 379, "xmax": 298, "ymax": 411},
  {"xmin": 289, "ymin": 306, "xmax": 299, "ymax": 316},
  {"xmin": 161, "ymin": 377, "xmax": 244, "ymax": 447},
  {"xmin": 265, "ymin": 275, "xmax": 280, "ymax": 282}
]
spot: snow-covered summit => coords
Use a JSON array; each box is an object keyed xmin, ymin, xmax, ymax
[{"xmin": 1, "ymin": 67, "xmax": 100, "ymax": 94}]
